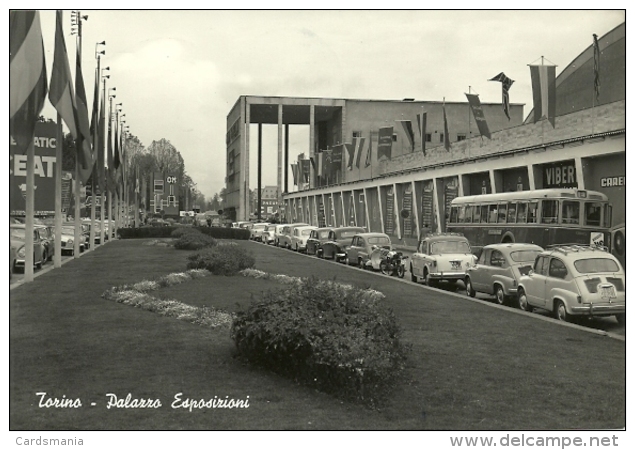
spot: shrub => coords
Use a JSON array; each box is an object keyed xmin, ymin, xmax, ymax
[
  {"xmin": 230, "ymin": 276, "xmax": 410, "ymax": 406},
  {"xmin": 118, "ymin": 226, "xmax": 251, "ymax": 240},
  {"xmin": 173, "ymin": 232, "xmax": 217, "ymax": 250},
  {"xmin": 196, "ymin": 227, "xmax": 251, "ymax": 240},
  {"xmin": 186, "ymin": 244, "xmax": 255, "ymax": 275},
  {"xmin": 171, "ymin": 227, "xmax": 202, "ymax": 238}
]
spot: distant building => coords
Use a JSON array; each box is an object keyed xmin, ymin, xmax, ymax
[{"xmin": 149, "ymin": 172, "xmax": 180, "ymax": 217}]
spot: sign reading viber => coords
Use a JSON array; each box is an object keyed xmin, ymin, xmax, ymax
[{"xmin": 10, "ymin": 121, "xmax": 58, "ymax": 216}]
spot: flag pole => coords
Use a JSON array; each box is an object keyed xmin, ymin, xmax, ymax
[
  {"xmin": 467, "ymin": 86, "xmax": 472, "ymax": 158},
  {"xmin": 73, "ymin": 11, "xmax": 85, "ymax": 258},
  {"xmin": 24, "ymin": 141, "xmax": 35, "ymax": 282},
  {"xmin": 54, "ymin": 114, "xmax": 63, "ymax": 267}
]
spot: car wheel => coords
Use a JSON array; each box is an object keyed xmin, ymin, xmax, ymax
[
  {"xmin": 410, "ymin": 264, "xmax": 417, "ymax": 283},
  {"xmin": 380, "ymin": 261, "xmax": 390, "ymax": 275},
  {"xmin": 41, "ymin": 250, "xmax": 48, "ymax": 265},
  {"xmin": 424, "ymin": 270, "xmax": 437, "ymax": 288},
  {"xmin": 294, "ymin": 244, "xmax": 298, "ymax": 252},
  {"xmin": 397, "ymin": 265, "xmax": 405, "ymax": 278},
  {"xmin": 494, "ymin": 285, "xmax": 506, "ymax": 305},
  {"xmin": 465, "ymin": 277, "xmax": 476, "ymax": 298},
  {"xmin": 358, "ymin": 258, "xmax": 364, "ymax": 268},
  {"xmin": 517, "ymin": 289, "xmax": 533, "ymax": 312},
  {"xmin": 317, "ymin": 249, "xmax": 323, "ymax": 259},
  {"xmin": 344, "ymin": 256, "xmax": 350, "ymax": 265},
  {"xmin": 36, "ymin": 258, "xmax": 42, "ymax": 269},
  {"xmin": 616, "ymin": 314, "xmax": 626, "ymax": 326},
  {"xmin": 554, "ymin": 300, "xmax": 569, "ymax": 322}
]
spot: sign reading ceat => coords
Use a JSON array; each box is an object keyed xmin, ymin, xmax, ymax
[
  {"xmin": 600, "ymin": 176, "xmax": 625, "ymax": 187},
  {"xmin": 543, "ymin": 162, "xmax": 577, "ymax": 188},
  {"xmin": 10, "ymin": 121, "xmax": 58, "ymax": 214}
]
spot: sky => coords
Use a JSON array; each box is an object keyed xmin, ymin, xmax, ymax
[{"xmin": 17, "ymin": 8, "xmax": 628, "ymax": 202}]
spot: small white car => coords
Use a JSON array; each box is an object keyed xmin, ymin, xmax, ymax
[
  {"xmin": 277, "ymin": 223, "xmax": 309, "ymax": 249},
  {"xmin": 261, "ymin": 224, "xmax": 279, "ymax": 245},
  {"xmin": 290, "ymin": 225, "xmax": 318, "ymax": 252},
  {"xmin": 517, "ymin": 245, "xmax": 625, "ymax": 324},
  {"xmin": 409, "ymin": 232, "xmax": 477, "ymax": 287},
  {"xmin": 249, "ymin": 223, "xmax": 270, "ymax": 242}
]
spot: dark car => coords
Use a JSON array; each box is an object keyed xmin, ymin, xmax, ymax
[
  {"xmin": 10, "ymin": 224, "xmax": 45, "ymax": 270},
  {"xmin": 34, "ymin": 224, "xmax": 54, "ymax": 262},
  {"xmin": 320, "ymin": 227, "xmax": 366, "ymax": 261},
  {"xmin": 306, "ymin": 227, "xmax": 334, "ymax": 256}
]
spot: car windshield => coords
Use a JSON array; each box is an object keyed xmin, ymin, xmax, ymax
[
  {"xmin": 510, "ymin": 250, "xmax": 542, "ymax": 263},
  {"xmin": 62, "ymin": 227, "xmax": 75, "ymax": 234},
  {"xmin": 430, "ymin": 240, "xmax": 470, "ymax": 254},
  {"xmin": 318, "ymin": 230, "xmax": 331, "ymax": 239},
  {"xmin": 253, "ymin": 224, "xmax": 266, "ymax": 230},
  {"xmin": 337, "ymin": 230, "xmax": 362, "ymax": 239},
  {"xmin": 301, "ymin": 229, "xmax": 313, "ymax": 236},
  {"xmin": 574, "ymin": 258, "xmax": 620, "ymax": 274},
  {"xmin": 368, "ymin": 236, "xmax": 391, "ymax": 245}
]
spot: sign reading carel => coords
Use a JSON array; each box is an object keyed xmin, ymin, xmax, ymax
[
  {"xmin": 542, "ymin": 160, "xmax": 577, "ymax": 188},
  {"xmin": 9, "ymin": 121, "xmax": 58, "ymax": 215}
]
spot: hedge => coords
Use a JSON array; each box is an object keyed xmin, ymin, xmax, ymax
[
  {"xmin": 117, "ymin": 226, "xmax": 250, "ymax": 240},
  {"xmin": 186, "ymin": 244, "xmax": 256, "ymax": 275},
  {"xmin": 230, "ymin": 276, "xmax": 410, "ymax": 406}
]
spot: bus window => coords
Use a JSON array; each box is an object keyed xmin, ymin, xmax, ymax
[
  {"xmin": 497, "ymin": 203, "xmax": 507, "ymax": 223},
  {"xmin": 464, "ymin": 205, "xmax": 473, "ymax": 223},
  {"xmin": 584, "ymin": 202, "xmax": 602, "ymax": 226},
  {"xmin": 487, "ymin": 205, "xmax": 498, "ymax": 223},
  {"xmin": 507, "ymin": 202, "xmax": 517, "ymax": 223},
  {"xmin": 473, "ymin": 205, "xmax": 481, "ymax": 222},
  {"xmin": 562, "ymin": 201, "xmax": 580, "ymax": 224},
  {"xmin": 480, "ymin": 205, "xmax": 488, "ymax": 223},
  {"xmin": 457, "ymin": 206, "xmax": 466, "ymax": 223},
  {"xmin": 527, "ymin": 202, "xmax": 538, "ymax": 223},
  {"xmin": 449, "ymin": 206, "xmax": 458, "ymax": 224},
  {"xmin": 541, "ymin": 200, "xmax": 559, "ymax": 224},
  {"xmin": 603, "ymin": 204, "xmax": 612, "ymax": 228},
  {"xmin": 517, "ymin": 202, "xmax": 527, "ymax": 223}
]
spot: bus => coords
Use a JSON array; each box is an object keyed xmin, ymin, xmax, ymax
[{"xmin": 447, "ymin": 188, "xmax": 612, "ymax": 254}]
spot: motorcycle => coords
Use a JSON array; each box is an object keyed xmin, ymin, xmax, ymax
[{"xmin": 365, "ymin": 246, "xmax": 407, "ymax": 278}]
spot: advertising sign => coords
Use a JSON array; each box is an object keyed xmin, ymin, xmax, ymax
[{"xmin": 10, "ymin": 121, "xmax": 58, "ymax": 216}]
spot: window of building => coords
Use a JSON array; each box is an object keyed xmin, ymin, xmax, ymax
[
  {"xmin": 168, "ymin": 195, "xmax": 176, "ymax": 205},
  {"xmin": 457, "ymin": 134, "xmax": 466, "ymax": 141},
  {"xmin": 154, "ymin": 179, "xmax": 164, "ymax": 193},
  {"xmin": 392, "ymin": 134, "xmax": 398, "ymax": 142},
  {"xmin": 439, "ymin": 133, "xmax": 444, "ymax": 142},
  {"xmin": 425, "ymin": 133, "xmax": 432, "ymax": 142},
  {"xmin": 352, "ymin": 131, "xmax": 362, "ymax": 138}
]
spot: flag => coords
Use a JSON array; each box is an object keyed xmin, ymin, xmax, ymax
[
  {"xmin": 365, "ymin": 135, "xmax": 372, "ymax": 167},
  {"xmin": 113, "ymin": 114, "xmax": 120, "ymax": 169},
  {"xmin": 416, "ymin": 112, "xmax": 427, "ymax": 156},
  {"xmin": 300, "ymin": 159, "xmax": 310, "ymax": 183},
  {"xmin": 48, "ymin": 10, "xmax": 78, "ymax": 139},
  {"xmin": 529, "ymin": 64, "xmax": 557, "ymax": 127},
  {"xmin": 90, "ymin": 58, "xmax": 102, "ymax": 188},
  {"xmin": 291, "ymin": 163, "xmax": 298, "ymax": 185},
  {"xmin": 377, "ymin": 127, "xmax": 393, "ymax": 161},
  {"xmin": 593, "ymin": 33, "xmax": 600, "ymax": 102},
  {"xmin": 10, "ymin": 11, "xmax": 48, "ymax": 153},
  {"xmin": 74, "ymin": 40, "xmax": 94, "ymax": 184},
  {"xmin": 107, "ymin": 106, "xmax": 115, "ymax": 188},
  {"xmin": 443, "ymin": 102, "xmax": 451, "ymax": 151},
  {"xmin": 345, "ymin": 143, "xmax": 355, "ymax": 170},
  {"xmin": 489, "ymin": 72, "xmax": 514, "ymax": 120},
  {"xmin": 353, "ymin": 136, "xmax": 365, "ymax": 168},
  {"xmin": 397, "ymin": 120, "xmax": 415, "ymax": 152},
  {"xmin": 98, "ymin": 87, "xmax": 106, "ymax": 191},
  {"xmin": 465, "ymin": 93, "xmax": 491, "ymax": 139}
]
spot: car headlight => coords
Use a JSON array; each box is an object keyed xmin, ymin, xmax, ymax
[{"xmin": 17, "ymin": 246, "xmax": 26, "ymax": 257}]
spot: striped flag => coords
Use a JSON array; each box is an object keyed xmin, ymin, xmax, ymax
[
  {"xmin": 416, "ymin": 112, "xmax": 427, "ymax": 156},
  {"xmin": 489, "ymin": 72, "xmax": 514, "ymax": 120},
  {"xmin": 593, "ymin": 33, "xmax": 600, "ymax": 103},
  {"xmin": 465, "ymin": 93, "xmax": 491, "ymax": 139},
  {"xmin": 10, "ymin": 10, "xmax": 48, "ymax": 153},
  {"xmin": 365, "ymin": 134, "xmax": 372, "ymax": 167},
  {"xmin": 353, "ymin": 136, "xmax": 365, "ymax": 169},
  {"xmin": 397, "ymin": 120, "xmax": 415, "ymax": 152},
  {"xmin": 48, "ymin": 10, "xmax": 78, "ymax": 139},
  {"xmin": 345, "ymin": 143, "xmax": 355, "ymax": 170},
  {"xmin": 291, "ymin": 163, "xmax": 298, "ymax": 185},
  {"xmin": 74, "ymin": 40, "xmax": 94, "ymax": 184},
  {"xmin": 529, "ymin": 64, "xmax": 557, "ymax": 127},
  {"xmin": 443, "ymin": 101, "xmax": 451, "ymax": 151},
  {"xmin": 98, "ymin": 86, "xmax": 106, "ymax": 191}
]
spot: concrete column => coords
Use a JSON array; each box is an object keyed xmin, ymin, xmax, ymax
[
  {"xmin": 393, "ymin": 183, "xmax": 402, "ymax": 240},
  {"xmin": 528, "ymin": 164, "xmax": 537, "ymax": 190},
  {"xmin": 277, "ymin": 104, "xmax": 283, "ymax": 208},
  {"xmin": 489, "ymin": 169, "xmax": 496, "ymax": 194},
  {"xmin": 574, "ymin": 157, "xmax": 585, "ymax": 189},
  {"xmin": 377, "ymin": 185, "xmax": 385, "ymax": 234},
  {"xmin": 285, "ymin": 124, "xmax": 290, "ymax": 194},
  {"xmin": 363, "ymin": 188, "xmax": 371, "ymax": 231},
  {"xmin": 411, "ymin": 180, "xmax": 420, "ymax": 241},
  {"xmin": 243, "ymin": 100, "xmax": 251, "ymax": 221}
]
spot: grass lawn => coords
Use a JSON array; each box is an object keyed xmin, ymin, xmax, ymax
[{"xmin": 9, "ymin": 239, "xmax": 626, "ymax": 430}]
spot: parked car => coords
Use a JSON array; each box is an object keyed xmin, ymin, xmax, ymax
[
  {"xmin": 34, "ymin": 224, "xmax": 55, "ymax": 262},
  {"xmin": 516, "ymin": 245, "xmax": 625, "ymax": 324},
  {"xmin": 277, "ymin": 223, "xmax": 309, "ymax": 249},
  {"xmin": 290, "ymin": 225, "xmax": 318, "ymax": 252},
  {"xmin": 9, "ymin": 224, "xmax": 45, "ymax": 270},
  {"xmin": 320, "ymin": 226, "xmax": 366, "ymax": 261},
  {"xmin": 261, "ymin": 224, "xmax": 279, "ymax": 245},
  {"xmin": 344, "ymin": 232, "xmax": 392, "ymax": 266},
  {"xmin": 249, "ymin": 223, "xmax": 270, "ymax": 242},
  {"xmin": 10, "ymin": 245, "xmax": 17, "ymax": 278},
  {"xmin": 59, "ymin": 225, "xmax": 87, "ymax": 255},
  {"xmin": 409, "ymin": 232, "xmax": 477, "ymax": 287},
  {"xmin": 272, "ymin": 224, "xmax": 289, "ymax": 246},
  {"xmin": 465, "ymin": 243, "xmax": 544, "ymax": 305},
  {"xmin": 305, "ymin": 227, "xmax": 334, "ymax": 256}
]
